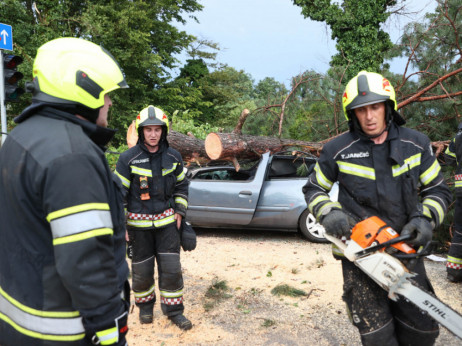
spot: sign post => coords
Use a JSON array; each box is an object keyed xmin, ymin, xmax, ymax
[{"xmin": 0, "ymin": 23, "xmax": 13, "ymax": 145}]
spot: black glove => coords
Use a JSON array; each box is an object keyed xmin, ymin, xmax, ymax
[
  {"xmin": 401, "ymin": 217, "xmax": 434, "ymax": 247},
  {"xmin": 180, "ymin": 220, "xmax": 196, "ymax": 251},
  {"xmin": 321, "ymin": 209, "xmax": 351, "ymax": 237}
]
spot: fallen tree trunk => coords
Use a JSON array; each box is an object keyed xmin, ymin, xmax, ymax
[
  {"xmin": 127, "ymin": 122, "xmax": 450, "ymax": 166},
  {"xmin": 205, "ymin": 132, "xmax": 323, "ymax": 161}
]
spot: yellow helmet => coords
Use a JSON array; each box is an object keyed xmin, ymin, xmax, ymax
[
  {"xmin": 135, "ymin": 105, "xmax": 169, "ymax": 133},
  {"xmin": 30, "ymin": 37, "xmax": 128, "ymax": 109},
  {"xmin": 342, "ymin": 71, "xmax": 396, "ymax": 121}
]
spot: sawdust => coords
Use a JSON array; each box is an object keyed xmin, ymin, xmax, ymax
[{"xmin": 125, "ymin": 229, "xmax": 462, "ymax": 345}]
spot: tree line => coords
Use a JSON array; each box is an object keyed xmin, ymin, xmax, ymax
[{"xmin": 1, "ymin": 0, "xmax": 461, "ymax": 244}]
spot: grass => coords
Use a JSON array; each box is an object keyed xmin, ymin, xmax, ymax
[
  {"xmin": 270, "ymin": 284, "xmax": 308, "ymax": 298},
  {"xmin": 203, "ymin": 277, "xmax": 233, "ymax": 311},
  {"xmin": 261, "ymin": 319, "xmax": 276, "ymax": 328}
]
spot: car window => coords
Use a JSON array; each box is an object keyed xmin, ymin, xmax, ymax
[
  {"xmin": 268, "ymin": 157, "xmax": 316, "ymax": 179},
  {"xmin": 193, "ymin": 169, "xmax": 251, "ymax": 181}
]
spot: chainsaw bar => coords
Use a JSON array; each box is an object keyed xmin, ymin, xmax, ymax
[{"xmin": 325, "ymin": 234, "xmax": 462, "ymax": 340}]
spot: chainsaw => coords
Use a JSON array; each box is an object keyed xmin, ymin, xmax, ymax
[{"xmin": 324, "ymin": 216, "xmax": 462, "ymax": 339}]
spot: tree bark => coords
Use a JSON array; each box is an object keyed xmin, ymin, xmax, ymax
[{"xmin": 204, "ymin": 132, "xmax": 323, "ymax": 161}]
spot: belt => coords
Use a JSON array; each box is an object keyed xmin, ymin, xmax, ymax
[{"xmin": 127, "ymin": 208, "xmax": 174, "ymax": 220}]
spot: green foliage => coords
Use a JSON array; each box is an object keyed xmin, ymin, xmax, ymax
[
  {"xmin": 0, "ymin": 0, "xmax": 203, "ymax": 146},
  {"xmin": 171, "ymin": 111, "xmax": 220, "ymax": 140},
  {"xmin": 270, "ymin": 284, "xmax": 308, "ymax": 297},
  {"xmin": 204, "ymin": 277, "xmax": 232, "ymax": 311},
  {"xmin": 293, "ymin": 0, "xmax": 397, "ymax": 80}
]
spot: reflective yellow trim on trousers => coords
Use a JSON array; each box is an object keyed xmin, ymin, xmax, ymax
[
  {"xmin": 134, "ymin": 284, "xmax": 155, "ymax": 299},
  {"xmin": 337, "ymin": 161, "xmax": 376, "ymax": 180},
  {"xmin": 130, "ymin": 165, "xmax": 152, "ymax": 177},
  {"xmin": 420, "ymin": 160, "xmax": 441, "ymax": 186},
  {"xmin": 53, "ymin": 228, "xmax": 113, "ymax": 245},
  {"xmin": 455, "ymin": 181, "xmax": 462, "ymax": 188},
  {"xmin": 46, "ymin": 203, "xmax": 110, "ymax": 222},
  {"xmin": 115, "ymin": 170, "xmax": 130, "ymax": 188},
  {"xmin": 423, "ymin": 198, "xmax": 444, "ymax": 225},
  {"xmin": 392, "ymin": 153, "xmax": 421, "ymax": 177},
  {"xmin": 447, "ymin": 256, "xmax": 462, "ymax": 265},
  {"xmin": 314, "ymin": 163, "xmax": 333, "ymax": 190},
  {"xmin": 160, "ymin": 289, "xmax": 183, "ymax": 298}
]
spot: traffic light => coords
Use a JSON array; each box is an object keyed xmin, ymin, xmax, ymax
[{"xmin": 3, "ymin": 54, "xmax": 24, "ymax": 103}]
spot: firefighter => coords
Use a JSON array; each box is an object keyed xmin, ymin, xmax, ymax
[
  {"xmin": 444, "ymin": 124, "xmax": 462, "ymax": 283},
  {"xmin": 115, "ymin": 106, "xmax": 194, "ymax": 330},
  {"xmin": 303, "ymin": 71, "xmax": 451, "ymax": 345},
  {"xmin": 0, "ymin": 38, "xmax": 130, "ymax": 345}
]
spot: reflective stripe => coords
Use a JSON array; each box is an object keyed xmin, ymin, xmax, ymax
[
  {"xmin": 392, "ymin": 153, "xmax": 421, "ymax": 177},
  {"xmin": 127, "ymin": 214, "xmax": 176, "ymax": 228},
  {"xmin": 176, "ymin": 170, "xmax": 185, "ymax": 182},
  {"xmin": 53, "ymin": 228, "xmax": 113, "ymax": 246},
  {"xmin": 420, "ymin": 160, "xmax": 441, "ymax": 186},
  {"xmin": 308, "ymin": 195, "xmax": 330, "ymax": 213},
  {"xmin": 134, "ymin": 284, "xmax": 155, "ymax": 299},
  {"xmin": 96, "ymin": 326, "xmax": 118, "ymax": 345},
  {"xmin": 50, "ymin": 209, "xmax": 113, "ymax": 239},
  {"xmin": 316, "ymin": 201, "xmax": 342, "ymax": 220},
  {"xmin": 423, "ymin": 205, "xmax": 432, "ymax": 219},
  {"xmin": 447, "ymin": 256, "xmax": 462, "ymax": 265},
  {"xmin": 423, "ymin": 198, "xmax": 444, "ymax": 225},
  {"xmin": 337, "ymin": 161, "xmax": 375, "ymax": 180},
  {"xmin": 115, "ymin": 170, "xmax": 130, "ymax": 188},
  {"xmin": 154, "ymin": 214, "xmax": 176, "ymax": 227},
  {"xmin": 162, "ymin": 163, "xmax": 178, "ymax": 176},
  {"xmin": 455, "ymin": 181, "xmax": 462, "ymax": 188},
  {"xmin": 445, "ymin": 145, "xmax": 456, "ymax": 158},
  {"xmin": 46, "ymin": 203, "xmax": 110, "ymax": 222},
  {"xmin": 130, "ymin": 165, "xmax": 152, "ymax": 177},
  {"xmin": 126, "ymin": 219, "xmax": 154, "ymax": 228},
  {"xmin": 314, "ymin": 163, "xmax": 333, "ymax": 190},
  {"xmin": 175, "ymin": 197, "xmax": 188, "ymax": 208},
  {"xmin": 160, "ymin": 289, "xmax": 183, "ymax": 298},
  {"xmin": 0, "ymin": 285, "xmax": 84, "ymax": 341}
]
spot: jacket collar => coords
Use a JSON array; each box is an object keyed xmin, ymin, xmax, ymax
[{"xmin": 15, "ymin": 102, "xmax": 116, "ymax": 149}]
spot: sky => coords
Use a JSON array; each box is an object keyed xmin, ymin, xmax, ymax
[{"xmin": 175, "ymin": 0, "xmax": 437, "ymax": 86}]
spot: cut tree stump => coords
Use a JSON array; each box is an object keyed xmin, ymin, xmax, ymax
[{"xmin": 204, "ymin": 132, "xmax": 323, "ymax": 161}]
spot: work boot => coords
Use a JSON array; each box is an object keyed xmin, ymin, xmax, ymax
[
  {"xmin": 447, "ymin": 273, "xmax": 462, "ymax": 283},
  {"xmin": 139, "ymin": 304, "xmax": 153, "ymax": 324},
  {"xmin": 168, "ymin": 314, "xmax": 192, "ymax": 330}
]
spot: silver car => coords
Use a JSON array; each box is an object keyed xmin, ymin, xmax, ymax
[{"xmin": 185, "ymin": 151, "xmax": 338, "ymax": 243}]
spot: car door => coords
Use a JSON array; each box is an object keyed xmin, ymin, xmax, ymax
[{"xmin": 187, "ymin": 152, "xmax": 269, "ymax": 226}]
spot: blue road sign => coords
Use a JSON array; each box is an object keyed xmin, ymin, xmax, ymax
[{"xmin": 0, "ymin": 23, "xmax": 13, "ymax": 51}]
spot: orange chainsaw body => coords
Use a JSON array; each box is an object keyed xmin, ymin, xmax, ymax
[{"xmin": 350, "ymin": 216, "xmax": 415, "ymax": 254}]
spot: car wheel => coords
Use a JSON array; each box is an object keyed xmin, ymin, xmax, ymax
[{"xmin": 299, "ymin": 209, "xmax": 329, "ymax": 243}]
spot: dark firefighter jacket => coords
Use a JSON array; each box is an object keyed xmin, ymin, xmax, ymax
[
  {"xmin": 0, "ymin": 105, "xmax": 129, "ymax": 345},
  {"xmin": 303, "ymin": 122, "xmax": 451, "ymax": 256},
  {"xmin": 115, "ymin": 140, "xmax": 189, "ymax": 229}
]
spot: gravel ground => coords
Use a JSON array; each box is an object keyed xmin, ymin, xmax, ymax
[{"xmin": 126, "ymin": 229, "xmax": 462, "ymax": 345}]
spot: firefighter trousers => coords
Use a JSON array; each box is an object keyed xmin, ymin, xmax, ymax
[
  {"xmin": 341, "ymin": 259, "xmax": 439, "ymax": 346},
  {"xmin": 129, "ymin": 223, "xmax": 184, "ymax": 317}
]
